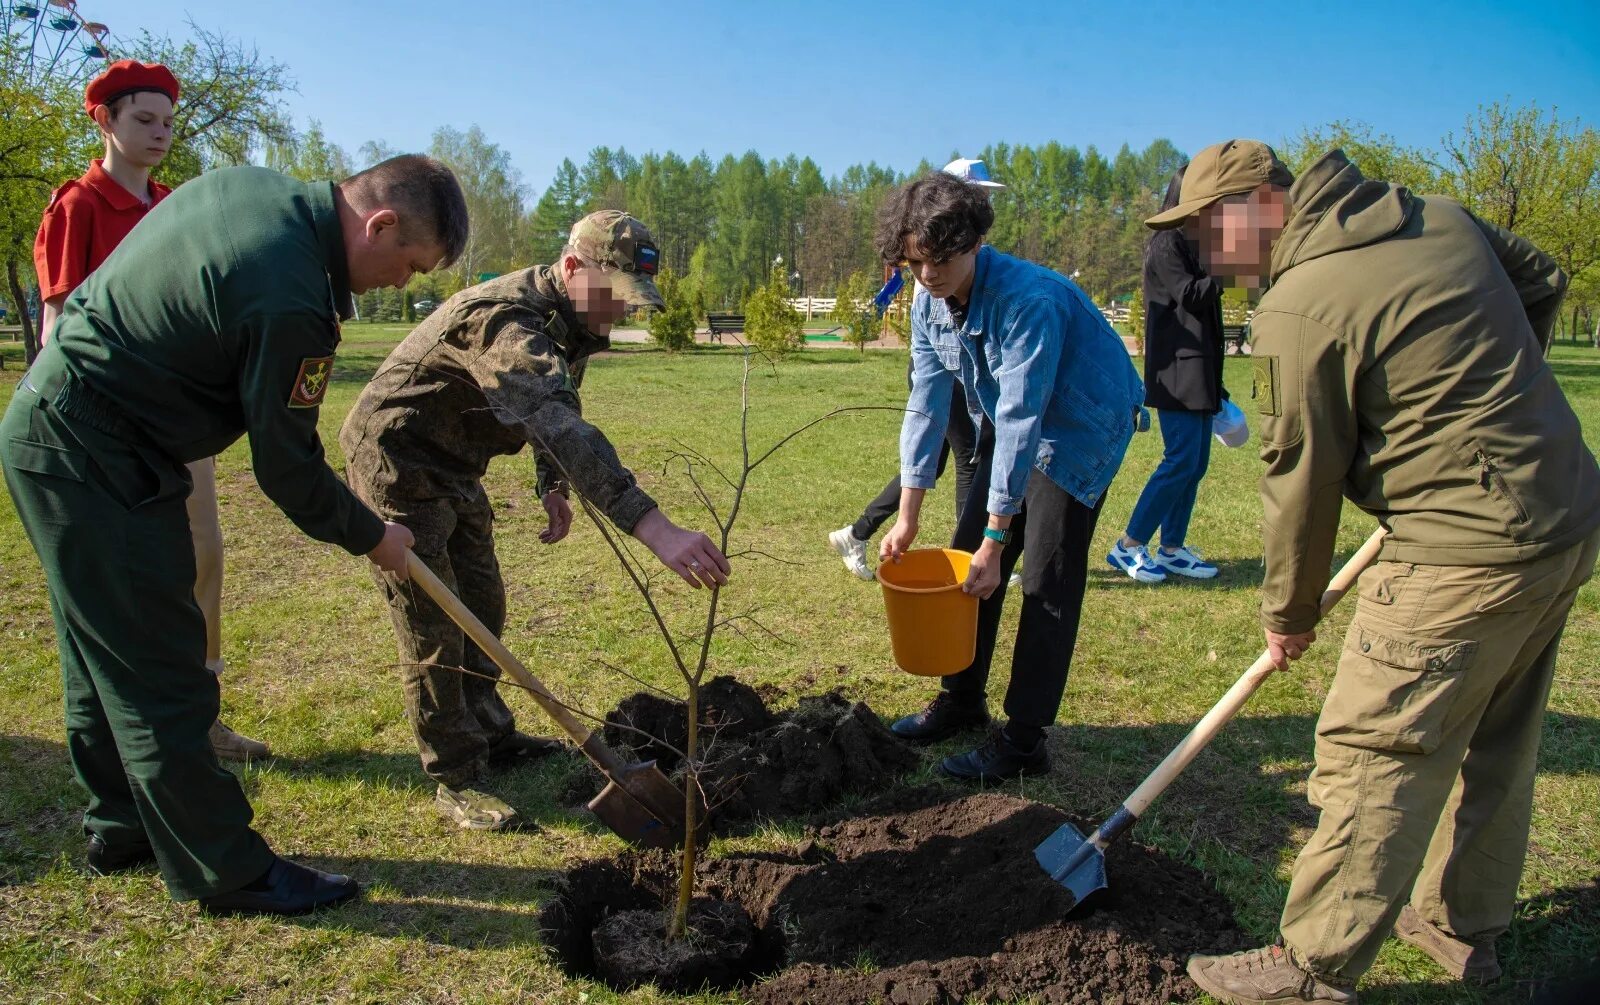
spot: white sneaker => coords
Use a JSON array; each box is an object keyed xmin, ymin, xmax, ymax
[
  {"xmin": 1152, "ymin": 545, "xmax": 1219, "ymax": 579},
  {"xmin": 828, "ymin": 526, "xmax": 875, "ymax": 581},
  {"xmin": 1106, "ymin": 541, "xmax": 1166, "ymax": 583}
]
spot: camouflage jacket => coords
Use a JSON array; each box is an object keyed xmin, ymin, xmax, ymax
[{"xmin": 339, "ymin": 266, "xmax": 657, "ymax": 531}]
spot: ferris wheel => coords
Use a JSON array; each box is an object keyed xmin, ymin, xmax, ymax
[{"xmin": 2, "ymin": 0, "xmax": 113, "ymax": 88}]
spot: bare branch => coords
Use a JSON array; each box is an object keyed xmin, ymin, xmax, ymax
[
  {"xmin": 748, "ymin": 404, "xmax": 908, "ymax": 473},
  {"xmin": 724, "ymin": 547, "xmax": 802, "ymax": 565},
  {"xmin": 669, "ymin": 438, "xmax": 736, "ymax": 491},
  {"xmin": 592, "ymin": 657, "xmax": 678, "ymax": 701}
]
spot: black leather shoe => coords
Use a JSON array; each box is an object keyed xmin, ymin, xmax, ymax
[
  {"xmin": 940, "ymin": 729, "xmax": 1050, "ymax": 782},
  {"xmin": 199, "ymin": 857, "xmax": 360, "ymax": 917},
  {"xmin": 890, "ymin": 692, "xmax": 990, "ymax": 743},
  {"xmin": 487, "ymin": 730, "xmax": 564, "ymax": 767},
  {"xmin": 85, "ymin": 833, "xmax": 157, "ymax": 875}
]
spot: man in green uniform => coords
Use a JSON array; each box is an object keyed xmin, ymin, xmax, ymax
[
  {"xmin": 1, "ymin": 155, "xmax": 469, "ymax": 915},
  {"xmin": 1143, "ymin": 140, "xmax": 1600, "ymax": 1002},
  {"xmin": 340, "ymin": 210, "xmax": 731, "ymax": 830}
]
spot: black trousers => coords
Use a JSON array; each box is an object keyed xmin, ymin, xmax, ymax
[
  {"xmin": 939, "ymin": 440, "xmax": 1105, "ymax": 731},
  {"xmin": 853, "ymin": 382, "xmax": 986, "ymax": 540}
]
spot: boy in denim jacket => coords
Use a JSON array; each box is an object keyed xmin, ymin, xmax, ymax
[{"xmin": 878, "ymin": 171, "xmax": 1144, "ymax": 780}]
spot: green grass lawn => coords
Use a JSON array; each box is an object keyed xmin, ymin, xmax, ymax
[{"xmin": 1, "ymin": 331, "xmax": 1596, "ymax": 1004}]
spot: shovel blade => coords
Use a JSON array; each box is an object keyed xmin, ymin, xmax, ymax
[
  {"xmin": 1034, "ymin": 821, "xmax": 1107, "ymax": 907},
  {"xmin": 588, "ymin": 777, "xmax": 679, "ymax": 850}
]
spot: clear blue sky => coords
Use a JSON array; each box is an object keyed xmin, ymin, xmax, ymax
[{"xmin": 80, "ymin": 0, "xmax": 1600, "ymax": 191}]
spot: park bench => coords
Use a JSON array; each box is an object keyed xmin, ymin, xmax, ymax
[
  {"xmin": 1222, "ymin": 323, "xmax": 1251, "ymax": 356},
  {"xmin": 706, "ymin": 312, "xmax": 744, "ymax": 344}
]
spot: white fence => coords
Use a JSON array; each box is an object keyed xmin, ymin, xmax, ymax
[
  {"xmin": 783, "ymin": 298, "xmax": 1160, "ymax": 326},
  {"xmin": 785, "ymin": 296, "xmax": 911, "ymax": 320}
]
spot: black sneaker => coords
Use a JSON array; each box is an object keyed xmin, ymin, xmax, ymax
[
  {"xmin": 940, "ymin": 728, "xmax": 1050, "ymax": 782},
  {"xmin": 199, "ymin": 857, "xmax": 360, "ymax": 917},
  {"xmin": 890, "ymin": 692, "xmax": 990, "ymax": 743},
  {"xmin": 85, "ymin": 833, "xmax": 157, "ymax": 876}
]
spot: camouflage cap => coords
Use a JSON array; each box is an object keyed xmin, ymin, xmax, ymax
[
  {"xmin": 567, "ymin": 210, "xmax": 664, "ymax": 308},
  {"xmin": 1145, "ymin": 139, "xmax": 1294, "ymax": 230}
]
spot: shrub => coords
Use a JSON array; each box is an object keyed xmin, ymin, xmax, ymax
[
  {"xmin": 742, "ymin": 265, "xmax": 804, "ymax": 358},
  {"xmin": 649, "ymin": 267, "xmax": 698, "ymax": 352},
  {"xmin": 833, "ymin": 270, "xmax": 879, "ymax": 354}
]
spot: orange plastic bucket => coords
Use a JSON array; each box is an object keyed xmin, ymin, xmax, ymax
[{"xmin": 877, "ymin": 548, "xmax": 978, "ymax": 676}]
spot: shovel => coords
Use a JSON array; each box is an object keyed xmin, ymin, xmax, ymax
[
  {"xmin": 1035, "ymin": 528, "xmax": 1387, "ymax": 906},
  {"xmin": 404, "ymin": 551, "xmax": 686, "ymax": 850}
]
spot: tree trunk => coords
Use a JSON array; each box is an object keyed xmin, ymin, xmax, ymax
[
  {"xmin": 6, "ymin": 257, "xmax": 38, "ymax": 366},
  {"xmin": 668, "ymin": 685, "xmax": 700, "ymax": 942}
]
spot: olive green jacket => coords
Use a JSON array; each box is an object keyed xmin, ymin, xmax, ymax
[
  {"xmin": 47, "ymin": 166, "xmax": 383, "ymax": 555},
  {"xmin": 1253, "ymin": 150, "xmax": 1599, "ymax": 633}
]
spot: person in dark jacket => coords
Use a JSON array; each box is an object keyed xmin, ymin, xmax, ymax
[{"xmin": 1107, "ymin": 165, "xmax": 1225, "ymax": 583}]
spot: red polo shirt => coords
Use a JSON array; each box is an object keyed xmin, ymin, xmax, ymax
[{"xmin": 33, "ymin": 159, "xmax": 172, "ymax": 300}]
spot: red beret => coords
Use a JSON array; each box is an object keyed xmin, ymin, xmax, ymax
[{"xmin": 84, "ymin": 60, "xmax": 180, "ymax": 117}]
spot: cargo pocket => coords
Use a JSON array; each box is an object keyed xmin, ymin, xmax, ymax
[
  {"xmin": 3, "ymin": 437, "xmax": 89, "ymax": 483},
  {"xmin": 93, "ymin": 441, "xmax": 190, "ymax": 513},
  {"xmin": 1318, "ymin": 623, "xmax": 1478, "ymax": 755}
]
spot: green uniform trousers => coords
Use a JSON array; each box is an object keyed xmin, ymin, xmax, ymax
[
  {"xmin": 1281, "ymin": 526, "xmax": 1600, "ymax": 980},
  {"xmin": 1, "ymin": 375, "xmax": 273, "ymax": 900},
  {"xmin": 363, "ymin": 483, "xmax": 516, "ymax": 788}
]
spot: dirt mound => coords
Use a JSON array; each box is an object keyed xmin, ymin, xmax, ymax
[
  {"xmin": 591, "ymin": 676, "xmax": 919, "ymax": 825},
  {"xmin": 540, "ymin": 788, "xmax": 1250, "ymax": 1003}
]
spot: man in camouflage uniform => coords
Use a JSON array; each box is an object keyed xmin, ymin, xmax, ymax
[
  {"xmin": 340, "ymin": 211, "xmax": 731, "ymax": 830},
  {"xmin": 1145, "ymin": 140, "xmax": 1599, "ymax": 1003}
]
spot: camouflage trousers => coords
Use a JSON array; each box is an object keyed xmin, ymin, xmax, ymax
[
  {"xmin": 1280, "ymin": 525, "xmax": 1600, "ymax": 980},
  {"xmin": 364, "ymin": 482, "xmax": 516, "ymax": 788}
]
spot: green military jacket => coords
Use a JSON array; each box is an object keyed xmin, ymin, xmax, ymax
[
  {"xmin": 338, "ymin": 266, "xmax": 658, "ymax": 532},
  {"xmin": 45, "ymin": 166, "xmax": 383, "ymax": 555},
  {"xmin": 1253, "ymin": 150, "xmax": 1600, "ymax": 634}
]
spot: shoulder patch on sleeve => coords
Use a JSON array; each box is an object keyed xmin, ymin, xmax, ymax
[
  {"xmin": 288, "ymin": 355, "xmax": 335, "ymax": 409},
  {"xmin": 1252, "ymin": 355, "xmax": 1280, "ymax": 417}
]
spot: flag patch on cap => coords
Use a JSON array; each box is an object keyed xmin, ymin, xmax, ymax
[{"xmin": 636, "ymin": 245, "xmax": 659, "ymax": 276}]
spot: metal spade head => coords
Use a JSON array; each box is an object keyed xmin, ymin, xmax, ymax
[
  {"xmin": 586, "ymin": 760, "xmax": 685, "ymax": 850},
  {"xmin": 1034, "ymin": 820, "xmax": 1108, "ymax": 908}
]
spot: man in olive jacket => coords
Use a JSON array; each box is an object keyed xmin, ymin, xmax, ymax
[{"xmin": 1146, "ymin": 140, "xmax": 1600, "ymax": 1003}]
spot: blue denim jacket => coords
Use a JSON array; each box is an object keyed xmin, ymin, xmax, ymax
[{"xmin": 900, "ymin": 245, "xmax": 1144, "ymax": 514}]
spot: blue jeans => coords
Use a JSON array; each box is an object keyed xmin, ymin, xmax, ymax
[{"xmin": 1125, "ymin": 409, "xmax": 1213, "ymax": 549}]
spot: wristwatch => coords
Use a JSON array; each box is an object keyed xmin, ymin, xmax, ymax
[{"xmin": 982, "ymin": 526, "xmax": 1012, "ymax": 545}]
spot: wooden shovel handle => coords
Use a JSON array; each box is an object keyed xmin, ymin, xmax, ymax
[
  {"xmin": 403, "ymin": 551, "xmax": 628, "ymax": 777},
  {"xmin": 1121, "ymin": 528, "xmax": 1387, "ymax": 820}
]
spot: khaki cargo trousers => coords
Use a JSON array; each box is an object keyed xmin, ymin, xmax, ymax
[{"xmin": 1281, "ymin": 526, "xmax": 1600, "ymax": 980}]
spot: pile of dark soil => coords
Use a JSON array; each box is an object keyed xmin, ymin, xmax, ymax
[
  {"xmin": 540, "ymin": 788, "xmax": 1250, "ymax": 1003},
  {"xmin": 583, "ymin": 676, "xmax": 919, "ymax": 825}
]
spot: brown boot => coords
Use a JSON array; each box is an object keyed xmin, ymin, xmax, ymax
[
  {"xmin": 210, "ymin": 720, "xmax": 270, "ymax": 761},
  {"xmin": 1186, "ymin": 944, "xmax": 1357, "ymax": 1004},
  {"xmin": 1394, "ymin": 905, "xmax": 1501, "ymax": 984}
]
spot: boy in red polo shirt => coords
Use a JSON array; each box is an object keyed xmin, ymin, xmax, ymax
[{"xmin": 33, "ymin": 59, "xmax": 269, "ymax": 762}]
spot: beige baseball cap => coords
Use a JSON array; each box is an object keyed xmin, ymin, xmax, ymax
[
  {"xmin": 1145, "ymin": 140, "xmax": 1294, "ymax": 230},
  {"xmin": 568, "ymin": 210, "xmax": 664, "ymax": 308}
]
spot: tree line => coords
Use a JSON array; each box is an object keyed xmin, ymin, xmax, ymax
[{"xmin": 4, "ymin": 15, "xmax": 1597, "ymax": 350}]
